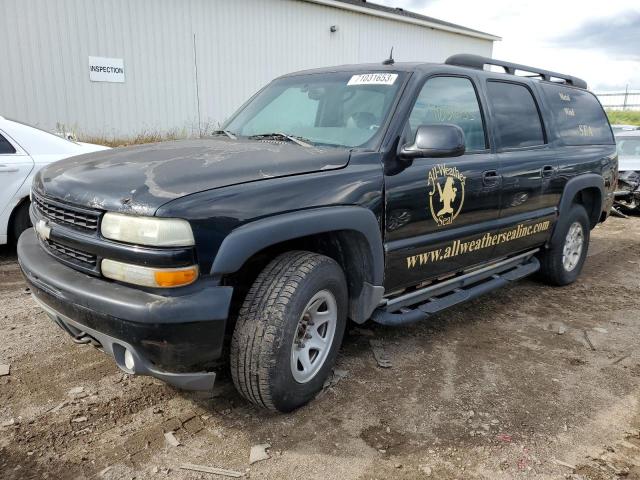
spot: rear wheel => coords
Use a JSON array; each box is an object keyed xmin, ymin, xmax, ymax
[
  {"xmin": 230, "ymin": 251, "xmax": 347, "ymax": 412},
  {"xmin": 538, "ymin": 204, "xmax": 590, "ymax": 286},
  {"xmin": 11, "ymin": 201, "xmax": 31, "ymax": 244}
]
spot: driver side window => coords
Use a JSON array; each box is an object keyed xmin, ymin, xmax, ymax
[{"xmin": 408, "ymin": 76, "xmax": 487, "ymax": 152}]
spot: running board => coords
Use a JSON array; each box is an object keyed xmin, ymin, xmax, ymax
[{"xmin": 372, "ymin": 250, "xmax": 540, "ymax": 326}]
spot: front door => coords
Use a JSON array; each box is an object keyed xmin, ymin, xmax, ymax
[{"xmin": 384, "ymin": 75, "xmax": 502, "ymax": 293}]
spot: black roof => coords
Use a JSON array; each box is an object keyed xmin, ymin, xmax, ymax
[
  {"xmin": 446, "ymin": 54, "xmax": 587, "ymax": 89},
  {"xmin": 332, "ymin": 0, "xmax": 499, "ymax": 39},
  {"xmin": 285, "ymin": 62, "xmax": 431, "ymax": 76},
  {"xmin": 283, "ymin": 58, "xmax": 588, "ymax": 91}
]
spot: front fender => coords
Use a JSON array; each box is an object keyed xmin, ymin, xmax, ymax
[{"xmin": 210, "ymin": 206, "xmax": 385, "ymax": 286}]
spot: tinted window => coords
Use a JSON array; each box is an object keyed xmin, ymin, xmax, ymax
[
  {"xmin": 540, "ymin": 84, "xmax": 614, "ymax": 145},
  {"xmin": 487, "ymin": 81, "xmax": 545, "ymax": 149},
  {"xmin": 408, "ymin": 76, "xmax": 486, "ymax": 151},
  {"xmin": 0, "ymin": 133, "xmax": 16, "ymax": 154}
]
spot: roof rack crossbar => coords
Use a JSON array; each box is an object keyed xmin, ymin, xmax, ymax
[{"xmin": 445, "ymin": 54, "xmax": 588, "ymax": 89}]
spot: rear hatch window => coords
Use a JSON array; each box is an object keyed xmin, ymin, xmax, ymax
[{"xmin": 539, "ymin": 84, "xmax": 614, "ymax": 145}]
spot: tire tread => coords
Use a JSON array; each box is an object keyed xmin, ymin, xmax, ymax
[
  {"xmin": 538, "ymin": 203, "xmax": 590, "ymax": 286},
  {"xmin": 230, "ymin": 251, "xmax": 337, "ymax": 411}
]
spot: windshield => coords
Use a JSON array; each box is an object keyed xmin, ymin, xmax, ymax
[
  {"xmin": 224, "ymin": 71, "xmax": 407, "ymax": 148},
  {"xmin": 617, "ymin": 137, "xmax": 640, "ymax": 157}
]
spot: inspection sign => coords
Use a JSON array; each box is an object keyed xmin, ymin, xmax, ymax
[{"xmin": 89, "ymin": 56, "xmax": 125, "ymax": 83}]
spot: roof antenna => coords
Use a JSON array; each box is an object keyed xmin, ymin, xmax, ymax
[{"xmin": 382, "ymin": 47, "xmax": 394, "ymax": 65}]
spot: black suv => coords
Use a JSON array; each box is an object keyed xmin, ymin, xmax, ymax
[{"xmin": 18, "ymin": 55, "xmax": 617, "ymax": 412}]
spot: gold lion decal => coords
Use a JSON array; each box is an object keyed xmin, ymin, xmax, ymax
[{"xmin": 427, "ymin": 164, "xmax": 466, "ymax": 226}]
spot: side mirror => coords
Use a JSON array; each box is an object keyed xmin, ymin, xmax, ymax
[{"xmin": 400, "ymin": 124, "xmax": 466, "ymax": 159}]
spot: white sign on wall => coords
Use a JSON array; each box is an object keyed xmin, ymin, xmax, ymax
[{"xmin": 89, "ymin": 56, "xmax": 125, "ymax": 83}]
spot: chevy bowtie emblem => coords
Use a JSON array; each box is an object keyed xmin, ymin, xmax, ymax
[{"xmin": 35, "ymin": 219, "xmax": 51, "ymax": 241}]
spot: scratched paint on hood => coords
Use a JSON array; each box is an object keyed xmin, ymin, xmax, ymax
[{"xmin": 35, "ymin": 137, "xmax": 351, "ymax": 214}]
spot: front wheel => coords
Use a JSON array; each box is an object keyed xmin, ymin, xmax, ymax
[
  {"xmin": 230, "ymin": 251, "xmax": 347, "ymax": 412},
  {"xmin": 537, "ymin": 204, "xmax": 590, "ymax": 286}
]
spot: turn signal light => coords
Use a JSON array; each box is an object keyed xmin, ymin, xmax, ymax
[
  {"xmin": 154, "ymin": 268, "xmax": 198, "ymax": 288},
  {"xmin": 101, "ymin": 259, "xmax": 198, "ymax": 288}
]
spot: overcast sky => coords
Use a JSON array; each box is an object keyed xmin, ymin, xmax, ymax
[{"xmin": 376, "ymin": 0, "xmax": 640, "ymax": 92}]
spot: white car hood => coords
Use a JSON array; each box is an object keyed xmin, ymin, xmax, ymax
[{"xmin": 619, "ymin": 156, "xmax": 640, "ymax": 172}]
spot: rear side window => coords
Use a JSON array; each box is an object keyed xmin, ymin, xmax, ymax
[
  {"xmin": 486, "ymin": 81, "xmax": 545, "ymax": 149},
  {"xmin": 540, "ymin": 84, "xmax": 614, "ymax": 145},
  {"xmin": 408, "ymin": 76, "xmax": 487, "ymax": 151},
  {"xmin": 0, "ymin": 133, "xmax": 16, "ymax": 154}
]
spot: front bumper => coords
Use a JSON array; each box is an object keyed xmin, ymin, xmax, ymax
[{"xmin": 18, "ymin": 229, "xmax": 234, "ymax": 391}]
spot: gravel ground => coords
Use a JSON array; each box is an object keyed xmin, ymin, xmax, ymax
[{"xmin": 1, "ymin": 217, "xmax": 640, "ymax": 480}]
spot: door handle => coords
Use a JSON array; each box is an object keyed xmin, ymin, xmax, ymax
[
  {"xmin": 0, "ymin": 165, "xmax": 19, "ymax": 173},
  {"xmin": 482, "ymin": 170, "xmax": 501, "ymax": 187},
  {"xmin": 541, "ymin": 165, "xmax": 556, "ymax": 177}
]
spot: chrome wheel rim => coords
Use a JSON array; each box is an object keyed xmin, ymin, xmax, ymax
[
  {"xmin": 562, "ymin": 221, "xmax": 584, "ymax": 272},
  {"xmin": 290, "ymin": 290, "xmax": 337, "ymax": 384}
]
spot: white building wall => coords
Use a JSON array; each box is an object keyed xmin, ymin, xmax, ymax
[{"xmin": 0, "ymin": 0, "xmax": 494, "ymax": 138}]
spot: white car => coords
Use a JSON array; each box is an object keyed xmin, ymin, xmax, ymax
[
  {"xmin": 614, "ymin": 130, "xmax": 640, "ymax": 212},
  {"xmin": 0, "ymin": 116, "xmax": 109, "ymax": 245},
  {"xmin": 611, "ymin": 124, "xmax": 640, "ymax": 133}
]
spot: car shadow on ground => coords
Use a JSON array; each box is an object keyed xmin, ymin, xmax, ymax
[{"xmin": 0, "ymin": 244, "xmax": 17, "ymax": 262}]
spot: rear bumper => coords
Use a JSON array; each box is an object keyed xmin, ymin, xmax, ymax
[{"xmin": 18, "ymin": 228, "xmax": 234, "ymax": 391}]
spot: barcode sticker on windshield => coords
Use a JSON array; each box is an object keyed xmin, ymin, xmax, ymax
[{"xmin": 347, "ymin": 73, "xmax": 398, "ymax": 86}]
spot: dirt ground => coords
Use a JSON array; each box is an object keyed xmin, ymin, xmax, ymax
[{"xmin": 1, "ymin": 217, "xmax": 640, "ymax": 480}]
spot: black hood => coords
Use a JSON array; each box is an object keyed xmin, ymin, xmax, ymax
[{"xmin": 34, "ymin": 137, "xmax": 350, "ymax": 215}]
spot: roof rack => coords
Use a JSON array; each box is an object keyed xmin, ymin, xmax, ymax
[{"xmin": 445, "ymin": 54, "xmax": 588, "ymax": 89}]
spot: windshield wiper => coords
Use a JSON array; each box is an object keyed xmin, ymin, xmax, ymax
[
  {"xmin": 249, "ymin": 132, "xmax": 313, "ymax": 148},
  {"xmin": 212, "ymin": 129, "xmax": 237, "ymax": 140}
]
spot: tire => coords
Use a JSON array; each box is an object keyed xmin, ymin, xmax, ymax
[
  {"xmin": 11, "ymin": 201, "xmax": 31, "ymax": 245},
  {"xmin": 230, "ymin": 251, "xmax": 348, "ymax": 412},
  {"xmin": 537, "ymin": 203, "xmax": 590, "ymax": 286}
]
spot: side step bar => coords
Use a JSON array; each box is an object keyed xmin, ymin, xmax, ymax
[{"xmin": 372, "ymin": 250, "xmax": 540, "ymax": 326}]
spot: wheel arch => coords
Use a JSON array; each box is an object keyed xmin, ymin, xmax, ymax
[
  {"xmin": 551, "ymin": 174, "xmax": 604, "ymax": 245},
  {"xmin": 211, "ymin": 207, "xmax": 385, "ymax": 324},
  {"xmin": 7, "ymin": 195, "xmax": 31, "ymax": 243}
]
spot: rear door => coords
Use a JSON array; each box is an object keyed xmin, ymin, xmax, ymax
[
  {"xmin": 384, "ymin": 75, "xmax": 502, "ymax": 292},
  {"xmin": 485, "ymin": 81, "xmax": 557, "ymax": 258},
  {"xmin": 536, "ymin": 82, "xmax": 617, "ymax": 205},
  {"xmin": 0, "ymin": 130, "xmax": 33, "ymax": 220}
]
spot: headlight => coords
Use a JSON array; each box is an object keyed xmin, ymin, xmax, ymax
[
  {"xmin": 101, "ymin": 213, "xmax": 194, "ymax": 247},
  {"xmin": 101, "ymin": 259, "xmax": 198, "ymax": 288}
]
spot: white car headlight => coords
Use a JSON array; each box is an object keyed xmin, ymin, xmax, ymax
[{"xmin": 101, "ymin": 213, "xmax": 195, "ymax": 247}]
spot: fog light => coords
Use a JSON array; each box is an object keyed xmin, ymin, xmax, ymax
[{"xmin": 124, "ymin": 349, "xmax": 135, "ymax": 371}]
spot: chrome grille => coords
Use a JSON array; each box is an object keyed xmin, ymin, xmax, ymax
[
  {"xmin": 45, "ymin": 240, "xmax": 97, "ymax": 267},
  {"xmin": 33, "ymin": 192, "xmax": 100, "ymax": 231}
]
